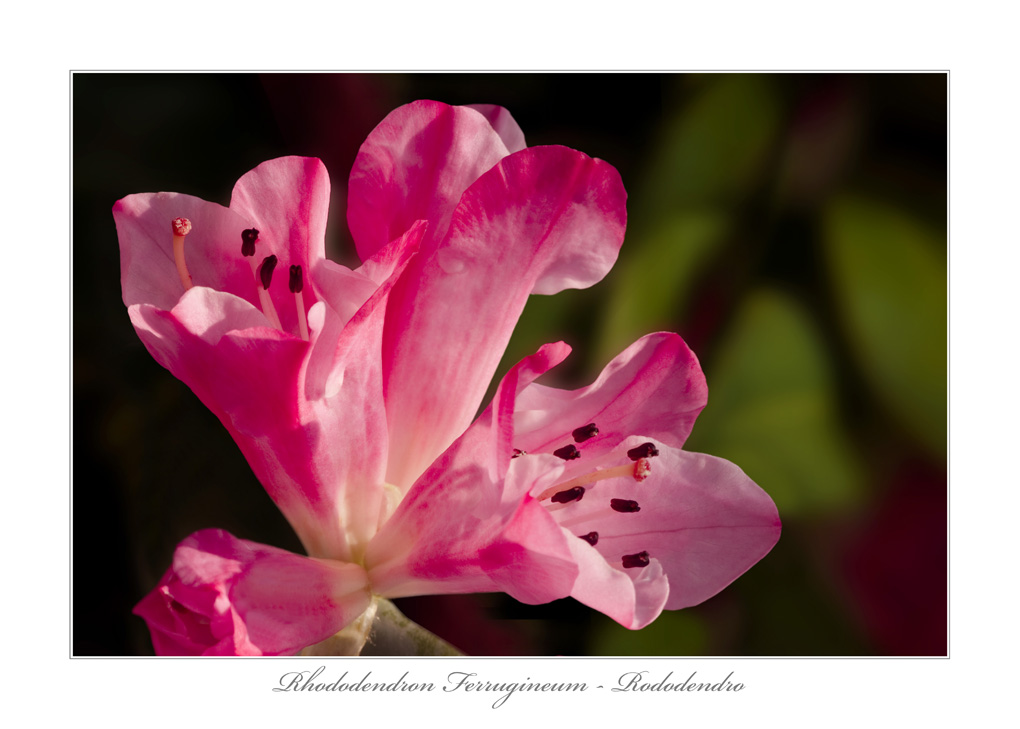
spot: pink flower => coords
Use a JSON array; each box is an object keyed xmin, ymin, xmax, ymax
[{"xmin": 116, "ymin": 100, "xmax": 780, "ymax": 655}]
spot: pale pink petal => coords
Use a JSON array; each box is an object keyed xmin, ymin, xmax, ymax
[
  {"xmin": 346, "ymin": 100, "xmax": 513, "ymax": 260},
  {"xmin": 381, "ymin": 145, "xmax": 627, "ymax": 489},
  {"xmin": 513, "ymin": 333, "xmax": 707, "ymax": 458},
  {"xmin": 133, "ymin": 529, "xmax": 372, "ymax": 656},
  {"xmin": 466, "ymin": 103, "xmax": 527, "ymax": 153},
  {"xmin": 543, "ymin": 437, "xmax": 780, "ymax": 622},
  {"xmin": 229, "ymin": 156, "xmax": 330, "ymax": 270},
  {"xmin": 115, "ymin": 192, "xmax": 258, "ymax": 312},
  {"xmin": 228, "ymin": 157, "xmax": 330, "ymax": 336},
  {"xmin": 564, "ymin": 536, "xmax": 670, "ymax": 630},
  {"xmin": 366, "ymin": 344, "xmax": 578, "ymax": 604}
]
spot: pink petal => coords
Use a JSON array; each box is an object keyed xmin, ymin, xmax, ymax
[
  {"xmin": 544, "ymin": 438, "xmax": 780, "ymax": 624},
  {"xmin": 466, "ymin": 103, "xmax": 528, "ymax": 153},
  {"xmin": 133, "ymin": 529, "xmax": 372, "ymax": 656},
  {"xmin": 366, "ymin": 344, "xmax": 578, "ymax": 604},
  {"xmin": 117, "ymin": 171, "xmax": 427, "ymax": 561},
  {"xmin": 310, "ymin": 220, "xmax": 428, "ymax": 327},
  {"xmin": 115, "ymin": 192, "xmax": 258, "ymax": 312},
  {"xmin": 228, "ymin": 156, "xmax": 331, "ymax": 336},
  {"xmin": 513, "ymin": 332, "xmax": 707, "ymax": 458},
  {"xmin": 127, "ymin": 289, "xmax": 344, "ymax": 558},
  {"xmin": 125, "ymin": 259, "xmax": 411, "ymax": 562},
  {"xmin": 564, "ymin": 536, "xmax": 670, "ymax": 630},
  {"xmin": 347, "ymin": 100, "xmax": 514, "ymax": 261},
  {"xmin": 381, "ymin": 145, "xmax": 627, "ymax": 489}
]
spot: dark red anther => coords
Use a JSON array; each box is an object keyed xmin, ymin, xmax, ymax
[
  {"xmin": 622, "ymin": 551, "xmax": 650, "ymax": 568},
  {"xmin": 579, "ymin": 531, "xmax": 599, "ymax": 546},
  {"xmin": 289, "ymin": 265, "xmax": 303, "ymax": 293},
  {"xmin": 259, "ymin": 255, "xmax": 278, "ymax": 290},
  {"xmin": 551, "ymin": 486, "xmax": 585, "ymax": 504},
  {"xmin": 241, "ymin": 228, "xmax": 259, "ymax": 257},
  {"xmin": 572, "ymin": 423, "xmax": 599, "ymax": 443},
  {"xmin": 610, "ymin": 498, "xmax": 640, "ymax": 513},
  {"xmin": 511, "ymin": 448, "xmax": 525, "ymax": 459},
  {"xmin": 553, "ymin": 444, "xmax": 581, "ymax": 461},
  {"xmin": 627, "ymin": 442, "xmax": 659, "ymax": 461}
]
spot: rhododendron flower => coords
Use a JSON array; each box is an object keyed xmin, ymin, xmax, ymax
[{"xmin": 116, "ymin": 100, "xmax": 780, "ymax": 656}]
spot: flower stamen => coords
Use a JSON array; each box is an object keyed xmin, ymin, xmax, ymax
[
  {"xmin": 553, "ymin": 444, "xmax": 581, "ymax": 461},
  {"xmin": 256, "ymin": 255, "xmax": 283, "ymax": 330},
  {"xmin": 627, "ymin": 442, "xmax": 659, "ymax": 461},
  {"xmin": 550, "ymin": 486, "xmax": 585, "ymax": 504},
  {"xmin": 610, "ymin": 498, "xmax": 640, "ymax": 513},
  {"xmin": 171, "ymin": 218, "xmax": 193, "ymax": 291},
  {"xmin": 622, "ymin": 551, "xmax": 650, "ymax": 569},
  {"xmin": 572, "ymin": 423, "xmax": 599, "ymax": 443},
  {"xmin": 289, "ymin": 265, "xmax": 309, "ymax": 341}
]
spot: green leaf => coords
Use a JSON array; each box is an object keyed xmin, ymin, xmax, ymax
[
  {"xmin": 824, "ymin": 196, "xmax": 947, "ymax": 455},
  {"xmin": 641, "ymin": 74, "xmax": 783, "ymax": 209},
  {"xmin": 685, "ymin": 288, "xmax": 864, "ymax": 517}
]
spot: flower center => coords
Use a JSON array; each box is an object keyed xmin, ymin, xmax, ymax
[
  {"xmin": 169, "ymin": 218, "xmax": 309, "ymax": 341},
  {"xmin": 520, "ymin": 422, "xmax": 660, "ymax": 570}
]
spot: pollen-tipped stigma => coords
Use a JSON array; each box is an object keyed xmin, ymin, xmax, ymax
[{"xmin": 171, "ymin": 217, "xmax": 193, "ymax": 291}]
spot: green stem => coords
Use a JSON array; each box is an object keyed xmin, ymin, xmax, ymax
[{"xmin": 300, "ymin": 598, "xmax": 463, "ymax": 656}]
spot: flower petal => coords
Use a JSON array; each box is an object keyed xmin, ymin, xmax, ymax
[
  {"xmin": 229, "ymin": 156, "xmax": 331, "ymax": 336},
  {"xmin": 545, "ymin": 438, "xmax": 780, "ymax": 623},
  {"xmin": 115, "ymin": 192, "xmax": 257, "ymax": 312},
  {"xmin": 127, "ymin": 289, "xmax": 345, "ymax": 558},
  {"xmin": 513, "ymin": 332, "xmax": 708, "ymax": 457},
  {"xmin": 229, "ymin": 156, "xmax": 330, "ymax": 270},
  {"xmin": 381, "ymin": 145, "xmax": 627, "ymax": 489},
  {"xmin": 466, "ymin": 103, "xmax": 527, "ymax": 153},
  {"xmin": 133, "ymin": 529, "xmax": 372, "ymax": 656},
  {"xmin": 347, "ymin": 100, "xmax": 513, "ymax": 261},
  {"xmin": 366, "ymin": 343, "xmax": 578, "ymax": 604},
  {"xmin": 564, "ymin": 536, "xmax": 669, "ymax": 630}
]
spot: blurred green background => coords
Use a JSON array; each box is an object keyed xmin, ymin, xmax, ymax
[{"xmin": 73, "ymin": 73, "xmax": 946, "ymax": 656}]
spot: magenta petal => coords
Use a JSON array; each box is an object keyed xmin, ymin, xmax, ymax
[
  {"xmin": 381, "ymin": 145, "xmax": 627, "ymax": 489},
  {"xmin": 126, "ymin": 290, "xmax": 335, "ymax": 551},
  {"xmin": 133, "ymin": 530, "xmax": 371, "ymax": 656},
  {"xmin": 366, "ymin": 344, "xmax": 577, "ymax": 603},
  {"xmin": 477, "ymin": 494, "xmax": 579, "ymax": 605},
  {"xmin": 347, "ymin": 100, "xmax": 513, "ymax": 261}
]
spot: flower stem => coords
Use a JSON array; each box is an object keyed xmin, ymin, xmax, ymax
[
  {"xmin": 361, "ymin": 599, "xmax": 463, "ymax": 656},
  {"xmin": 300, "ymin": 598, "xmax": 463, "ymax": 656},
  {"xmin": 300, "ymin": 600, "xmax": 379, "ymax": 656}
]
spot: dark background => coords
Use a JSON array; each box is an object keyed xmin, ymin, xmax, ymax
[{"xmin": 73, "ymin": 73, "xmax": 947, "ymax": 656}]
